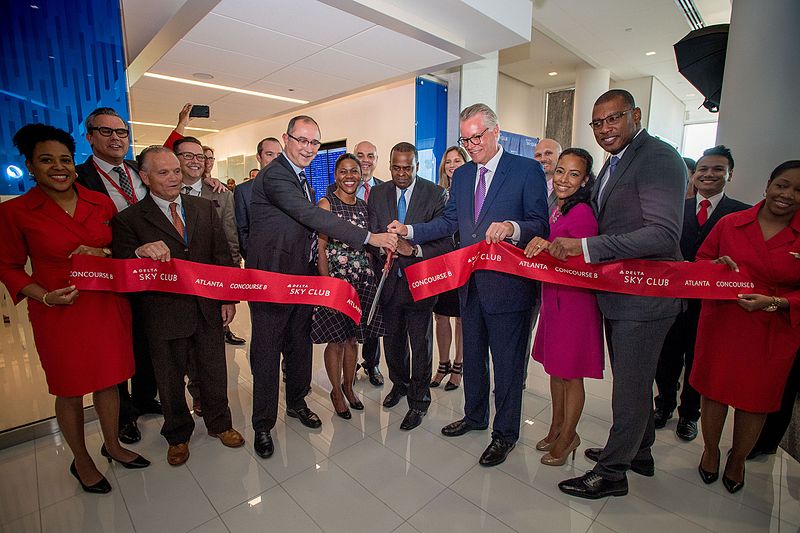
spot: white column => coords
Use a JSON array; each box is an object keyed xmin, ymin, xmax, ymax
[
  {"xmin": 572, "ymin": 66, "xmax": 610, "ymax": 166},
  {"xmin": 716, "ymin": 0, "xmax": 800, "ymax": 204},
  {"xmin": 460, "ymin": 52, "xmax": 499, "ymax": 112}
]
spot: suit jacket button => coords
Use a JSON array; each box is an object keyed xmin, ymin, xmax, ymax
[
  {"xmin": 184, "ymin": 248, "xmax": 189, "ymax": 252},
  {"xmin": 472, "ymin": 233, "xmax": 477, "ymax": 238}
]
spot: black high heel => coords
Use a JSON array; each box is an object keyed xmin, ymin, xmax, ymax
[
  {"xmin": 330, "ymin": 391, "xmax": 352, "ymax": 419},
  {"xmin": 698, "ymin": 451, "xmax": 719, "ymax": 484},
  {"xmin": 430, "ymin": 361, "xmax": 451, "ymax": 387},
  {"xmin": 722, "ymin": 453, "xmax": 745, "ymax": 494},
  {"xmin": 70, "ymin": 460, "xmax": 112, "ymax": 494},
  {"xmin": 341, "ymin": 383, "xmax": 364, "ymax": 410},
  {"xmin": 444, "ymin": 362, "xmax": 462, "ymax": 391},
  {"xmin": 100, "ymin": 444, "xmax": 150, "ymax": 469}
]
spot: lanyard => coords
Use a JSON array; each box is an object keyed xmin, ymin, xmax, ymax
[{"xmin": 93, "ymin": 161, "xmax": 138, "ymax": 206}]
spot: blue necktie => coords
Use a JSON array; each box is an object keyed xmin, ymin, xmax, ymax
[
  {"xmin": 598, "ymin": 155, "xmax": 619, "ymax": 203},
  {"xmin": 397, "ymin": 188, "xmax": 407, "ymax": 223}
]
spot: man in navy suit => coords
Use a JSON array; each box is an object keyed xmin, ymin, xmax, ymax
[
  {"xmin": 389, "ymin": 103, "xmax": 549, "ymax": 466},
  {"xmin": 654, "ymin": 145, "xmax": 749, "ymax": 441}
]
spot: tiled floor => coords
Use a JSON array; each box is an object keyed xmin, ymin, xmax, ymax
[{"xmin": 1, "ymin": 307, "xmax": 798, "ymax": 533}]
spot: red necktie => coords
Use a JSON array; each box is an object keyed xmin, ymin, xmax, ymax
[
  {"xmin": 363, "ymin": 181, "xmax": 371, "ymax": 202},
  {"xmin": 697, "ymin": 199, "xmax": 711, "ymax": 225},
  {"xmin": 169, "ymin": 202, "xmax": 185, "ymax": 238}
]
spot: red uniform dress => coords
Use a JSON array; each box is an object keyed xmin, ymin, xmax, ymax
[
  {"xmin": 0, "ymin": 184, "xmax": 134, "ymax": 397},
  {"xmin": 690, "ymin": 202, "xmax": 800, "ymax": 412}
]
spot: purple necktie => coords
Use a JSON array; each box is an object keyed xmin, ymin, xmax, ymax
[{"xmin": 474, "ymin": 166, "xmax": 488, "ymax": 223}]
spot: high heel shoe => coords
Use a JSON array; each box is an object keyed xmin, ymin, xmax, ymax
[
  {"xmin": 430, "ymin": 361, "xmax": 451, "ymax": 387},
  {"xmin": 330, "ymin": 391, "xmax": 352, "ymax": 419},
  {"xmin": 341, "ymin": 383, "xmax": 364, "ymax": 410},
  {"xmin": 722, "ymin": 455, "xmax": 745, "ymax": 493},
  {"xmin": 444, "ymin": 362, "xmax": 462, "ymax": 391},
  {"xmin": 541, "ymin": 435, "xmax": 581, "ymax": 466},
  {"xmin": 100, "ymin": 444, "xmax": 150, "ymax": 469},
  {"xmin": 535, "ymin": 437, "xmax": 557, "ymax": 452},
  {"xmin": 70, "ymin": 460, "xmax": 112, "ymax": 494},
  {"xmin": 698, "ymin": 451, "xmax": 720, "ymax": 484}
]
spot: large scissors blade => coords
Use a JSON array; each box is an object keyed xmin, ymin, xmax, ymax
[{"xmin": 367, "ymin": 250, "xmax": 394, "ymax": 325}]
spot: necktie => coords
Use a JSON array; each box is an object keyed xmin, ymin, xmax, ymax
[
  {"xmin": 363, "ymin": 181, "xmax": 371, "ymax": 202},
  {"xmin": 299, "ymin": 171, "xmax": 312, "ymax": 201},
  {"xmin": 113, "ymin": 166, "xmax": 134, "ymax": 201},
  {"xmin": 598, "ymin": 156, "xmax": 619, "ymax": 203},
  {"xmin": 474, "ymin": 166, "xmax": 488, "ymax": 223},
  {"xmin": 169, "ymin": 202, "xmax": 185, "ymax": 242},
  {"xmin": 697, "ymin": 198, "xmax": 711, "ymax": 225},
  {"xmin": 182, "ymin": 185, "xmax": 193, "ymax": 195},
  {"xmin": 397, "ymin": 188, "xmax": 408, "ymax": 223},
  {"xmin": 299, "ymin": 171, "xmax": 317, "ymax": 262}
]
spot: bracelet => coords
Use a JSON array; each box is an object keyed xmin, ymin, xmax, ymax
[
  {"xmin": 763, "ymin": 296, "xmax": 780, "ymax": 312},
  {"xmin": 41, "ymin": 292, "xmax": 55, "ymax": 307}
]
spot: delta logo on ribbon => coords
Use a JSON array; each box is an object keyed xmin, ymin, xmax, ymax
[
  {"xmin": 404, "ymin": 241, "xmax": 755, "ymax": 301},
  {"xmin": 70, "ymin": 255, "xmax": 362, "ymax": 322}
]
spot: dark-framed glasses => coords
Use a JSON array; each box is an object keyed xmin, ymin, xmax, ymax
[
  {"xmin": 286, "ymin": 133, "xmax": 321, "ymax": 149},
  {"xmin": 458, "ymin": 128, "xmax": 489, "ymax": 147},
  {"xmin": 589, "ymin": 110, "xmax": 632, "ymax": 130},
  {"xmin": 176, "ymin": 152, "xmax": 207, "ymax": 162},
  {"xmin": 89, "ymin": 126, "xmax": 129, "ymax": 138}
]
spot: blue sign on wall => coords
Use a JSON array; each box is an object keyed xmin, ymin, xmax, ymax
[
  {"xmin": 0, "ymin": 0, "xmax": 131, "ymax": 195},
  {"xmin": 415, "ymin": 77, "xmax": 448, "ymax": 184}
]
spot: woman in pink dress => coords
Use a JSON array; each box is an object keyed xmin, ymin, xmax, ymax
[{"xmin": 525, "ymin": 148, "xmax": 604, "ymax": 466}]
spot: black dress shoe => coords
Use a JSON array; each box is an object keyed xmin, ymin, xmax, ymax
[
  {"xmin": 558, "ymin": 471, "xmax": 628, "ymax": 499},
  {"xmin": 441, "ymin": 418, "xmax": 488, "ymax": 437},
  {"xmin": 118, "ymin": 420, "xmax": 141, "ymax": 444},
  {"xmin": 400, "ymin": 409, "xmax": 426, "ymax": 430},
  {"xmin": 100, "ymin": 444, "xmax": 150, "ymax": 469},
  {"xmin": 479, "ymin": 437, "xmax": 515, "ymax": 466},
  {"xmin": 253, "ymin": 431, "xmax": 274, "ymax": 458},
  {"xmin": 584, "ymin": 447, "xmax": 655, "ymax": 477},
  {"xmin": 676, "ymin": 418, "xmax": 698, "ymax": 441},
  {"xmin": 653, "ymin": 407, "xmax": 673, "ymax": 429},
  {"xmin": 364, "ymin": 366, "xmax": 384, "ymax": 386},
  {"xmin": 134, "ymin": 399, "xmax": 163, "ymax": 416},
  {"xmin": 382, "ymin": 388, "xmax": 406, "ymax": 408},
  {"xmin": 286, "ymin": 406, "xmax": 322, "ymax": 428},
  {"xmin": 70, "ymin": 461, "xmax": 112, "ymax": 494},
  {"xmin": 225, "ymin": 330, "xmax": 246, "ymax": 345}
]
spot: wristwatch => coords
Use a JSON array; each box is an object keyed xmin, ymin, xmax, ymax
[
  {"xmin": 763, "ymin": 296, "xmax": 780, "ymax": 312},
  {"xmin": 102, "ymin": 247, "xmax": 112, "ymax": 257}
]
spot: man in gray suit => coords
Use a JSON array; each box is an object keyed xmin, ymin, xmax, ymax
[
  {"xmin": 548, "ymin": 89, "xmax": 686, "ymax": 499},
  {"xmin": 533, "ymin": 138, "xmax": 562, "ymax": 212}
]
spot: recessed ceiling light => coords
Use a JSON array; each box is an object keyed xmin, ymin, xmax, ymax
[
  {"xmin": 193, "ymin": 73, "xmax": 214, "ymax": 80},
  {"xmin": 685, "ymin": 93, "xmax": 695, "ymax": 98},
  {"xmin": 143, "ymin": 72, "xmax": 309, "ymax": 104},
  {"xmin": 548, "ymin": 71, "xmax": 558, "ymax": 76},
  {"xmin": 129, "ymin": 120, "xmax": 220, "ymax": 133},
  {"xmin": 30, "ymin": 5, "xmax": 39, "ymax": 9},
  {"xmin": 645, "ymin": 51, "xmax": 657, "ymax": 56}
]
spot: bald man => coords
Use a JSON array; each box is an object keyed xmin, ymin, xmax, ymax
[{"xmin": 533, "ymin": 138, "xmax": 562, "ymax": 212}]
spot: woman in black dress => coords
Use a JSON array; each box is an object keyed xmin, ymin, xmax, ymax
[
  {"xmin": 431, "ymin": 145, "xmax": 469, "ymax": 390},
  {"xmin": 312, "ymin": 154, "xmax": 384, "ymax": 418}
]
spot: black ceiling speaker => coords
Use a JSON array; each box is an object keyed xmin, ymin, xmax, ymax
[{"xmin": 674, "ymin": 24, "xmax": 730, "ymax": 113}]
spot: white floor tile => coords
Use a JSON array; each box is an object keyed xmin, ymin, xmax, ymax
[
  {"xmin": 0, "ymin": 441, "xmax": 38, "ymax": 524},
  {"xmin": 252, "ymin": 421, "xmax": 329, "ymax": 483},
  {"xmin": 281, "ymin": 459, "xmax": 403, "ymax": 533},
  {"xmin": 40, "ymin": 489, "xmax": 135, "ymax": 533},
  {"xmin": 189, "ymin": 517, "xmax": 232, "ymax": 533},
  {"xmin": 408, "ymin": 489, "xmax": 517, "ymax": 533},
  {"xmin": 221, "ymin": 485, "xmax": 323, "ymax": 533},
  {"xmin": 0, "ymin": 511, "xmax": 40, "ymax": 533},
  {"xmin": 392, "ymin": 523, "xmax": 421, "ymax": 533},
  {"xmin": 596, "ymin": 493, "xmax": 710, "ymax": 533}
]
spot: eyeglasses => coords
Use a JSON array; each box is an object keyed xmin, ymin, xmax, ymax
[
  {"xmin": 589, "ymin": 110, "xmax": 632, "ymax": 130},
  {"xmin": 205, "ymin": 156, "xmax": 215, "ymax": 161},
  {"xmin": 88, "ymin": 126, "xmax": 129, "ymax": 138},
  {"xmin": 176, "ymin": 152, "xmax": 207, "ymax": 162},
  {"xmin": 286, "ymin": 133, "xmax": 321, "ymax": 149},
  {"xmin": 458, "ymin": 128, "xmax": 489, "ymax": 147}
]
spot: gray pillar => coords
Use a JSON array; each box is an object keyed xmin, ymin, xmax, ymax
[{"xmin": 572, "ymin": 66, "xmax": 610, "ymax": 168}]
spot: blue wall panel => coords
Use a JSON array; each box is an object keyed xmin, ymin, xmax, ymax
[
  {"xmin": 0, "ymin": 0, "xmax": 130, "ymax": 195},
  {"xmin": 415, "ymin": 77, "xmax": 448, "ymax": 183}
]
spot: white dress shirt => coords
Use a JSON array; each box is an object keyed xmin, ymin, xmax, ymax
[
  {"xmin": 696, "ymin": 191, "xmax": 724, "ymax": 218},
  {"xmin": 183, "ymin": 179, "xmax": 203, "ymax": 197},
  {"xmin": 396, "ymin": 178, "xmax": 423, "ymax": 257},
  {"xmin": 93, "ymin": 155, "xmax": 147, "ymax": 212},
  {"xmin": 150, "ymin": 194, "xmax": 185, "ymax": 226}
]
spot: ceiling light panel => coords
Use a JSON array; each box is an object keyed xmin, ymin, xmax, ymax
[{"xmin": 143, "ymin": 72, "xmax": 309, "ymax": 104}]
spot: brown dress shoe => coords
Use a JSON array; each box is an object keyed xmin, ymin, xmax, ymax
[
  {"xmin": 208, "ymin": 428, "xmax": 245, "ymax": 448},
  {"xmin": 167, "ymin": 442, "xmax": 190, "ymax": 466}
]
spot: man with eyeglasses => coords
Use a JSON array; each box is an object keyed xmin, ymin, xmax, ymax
[
  {"xmin": 388, "ymin": 103, "xmax": 549, "ymax": 466},
  {"xmin": 76, "ymin": 107, "xmax": 161, "ymax": 446},
  {"xmin": 247, "ymin": 115, "xmax": 398, "ymax": 459},
  {"xmin": 547, "ymin": 89, "xmax": 686, "ymax": 499}
]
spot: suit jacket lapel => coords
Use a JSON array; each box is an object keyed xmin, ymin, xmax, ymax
[
  {"xmin": 141, "ymin": 194, "xmax": 186, "ymax": 246},
  {"xmin": 405, "ymin": 179, "xmax": 423, "ymax": 223},
  {"xmin": 597, "ymin": 130, "xmax": 649, "ymax": 212},
  {"xmin": 184, "ymin": 196, "xmax": 199, "ymax": 245},
  {"xmin": 387, "ymin": 183, "xmax": 398, "ymax": 221},
  {"xmin": 475, "ymin": 155, "xmax": 509, "ymax": 227}
]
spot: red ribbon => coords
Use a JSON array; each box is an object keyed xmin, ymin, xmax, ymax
[
  {"xmin": 69, "ymin": 255, "xmax": 363, "ymax": 322},
  {"xmin": 404, "ymin": 241, "xmax": 755, "ymax": 302}
]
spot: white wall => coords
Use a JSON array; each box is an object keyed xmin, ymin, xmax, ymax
[
  {"xmin": 201, "ymin": 79, "xmax": 416, "ymax": 180},
  {"xmin": 611, "ymin": 77, "xmax": 652, "ymax": 128},
  {"xmin": 647, "ymin": 78, "xmax": 685, "ymax": 149},
  {"xmin": 496, "ymin": 73, "xmax": 544, "ymax": 138}
]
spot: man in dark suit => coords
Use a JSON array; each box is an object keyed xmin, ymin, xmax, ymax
[
  {"xmin": 75, "ymin": 107, "xmax": 160, "ymax": 445},
  {"xmin": 533, "ymin": 138, "xmax": 562, "ymax": 212},
  {"xmin": 368, "ymin": 142, "xmax": 451, "ymax": 430},
  {"xmin": 234, "ymin": 137, "xmax": 282, "ymax": 262},
  {"xmin": 112, "ymin": 146, "xmax": 245, "ymax": 466},
  {"xmin": 654, "ymin": 145, "xmax": 749, "ymax": 441},
  {"xmin": 389, "ymin": 103, "xmax": 549, "ymax": 466},
  {"xmin": 247, "ymin": 116, "xmax": 397, "ymax": 458},
  {"xmin": 548, "ymin": 89, "xmax": 687, "ymax": 499}
]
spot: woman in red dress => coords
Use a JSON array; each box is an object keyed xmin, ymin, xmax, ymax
[
  {"xmin": 691, "ymin": 160, "xmax": 800, "ymax": 494},
  {"xmin": 0, "ymin": 124, "xmax": 149, "ymax": 494}
]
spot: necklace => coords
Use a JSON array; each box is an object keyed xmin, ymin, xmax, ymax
[{"xmin": 550, "ymin": 206, "xmax": 562, "ymax": 224}]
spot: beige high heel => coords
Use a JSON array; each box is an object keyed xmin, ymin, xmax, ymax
[
  {"xmin": 541, "ymin": 435, "xmax": 581, "ymax": 466},
  {"xmin": 536, "ymin": 436, "xmax": 557, "ymax": 451}
]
